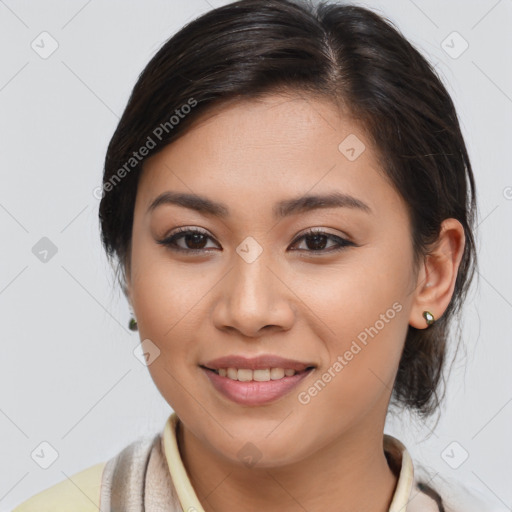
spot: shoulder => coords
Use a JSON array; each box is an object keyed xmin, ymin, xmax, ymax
[
  {"xmin": 11, "ymin": 461, "xmax": 105, "ymax": 512},
  {"xmin": 12, "ymin": 431, "xmax": 165, "ymax": 512}
]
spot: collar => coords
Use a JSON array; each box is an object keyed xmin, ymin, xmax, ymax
[{"xmin": 162, "ymin": 412, "xmax": 415, "ymax": 512}]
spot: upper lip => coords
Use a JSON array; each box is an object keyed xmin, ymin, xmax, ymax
[{"xmin": 201, "ymin": 355, "xmax": 316, "ymax": 372}]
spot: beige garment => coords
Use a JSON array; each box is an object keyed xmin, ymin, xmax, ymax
[
  {"xmin": 12, "ymin": 411, "xmax": 505, "ymax": 511},
  {"xmin": 99, "ymin": 412, "xmax": 442, "ymax": 512},
  {"xmin": 100, "ymin": 432, "xmax": 182, "ymax": 511}
]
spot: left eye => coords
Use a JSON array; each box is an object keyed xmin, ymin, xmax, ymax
[
  {"xmin": 157, "ymin": 228, "xmax": 354, "ymax": 254},
  {"xmin": 290, "ymin": 229, "xmax": 354, "ymax": 253}
]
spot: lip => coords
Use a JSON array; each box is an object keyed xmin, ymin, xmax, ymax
[
  {"xmin": 201, "ymin": 354, "xmax": 315, "ymax": 372},
  {"xmin": 201, "ymin": 366, "xmax": 315, "ymax": 406}
]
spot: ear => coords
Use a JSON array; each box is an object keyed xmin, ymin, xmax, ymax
[{"xmin": 409, "ymin": 218, "xmax": 466, "ymax": 329}]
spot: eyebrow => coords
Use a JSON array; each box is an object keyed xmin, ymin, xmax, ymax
[{"xmin": 147, "ymin": 190, "xmax": 371, "ymax": 218}]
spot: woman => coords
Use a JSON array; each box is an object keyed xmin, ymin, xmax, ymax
[{"xmin": 13, "ymin": 0, "xmax": 503, "ymax": 510}]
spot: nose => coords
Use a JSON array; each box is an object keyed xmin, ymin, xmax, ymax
[{"xmin": 212, "ymin": 253, "xmax": 295, "ymax": 338}]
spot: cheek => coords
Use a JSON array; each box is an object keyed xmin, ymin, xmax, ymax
[
  {"xmin": 293, "ymin": 294, "xmax": 408, "ymax": 428},
  {"xmin": 297, "ymin": 247, "xmax": 412, "ymax": 407},
  {"xmin": 129, "ymin": 231, "xmax": 213, "ymax": 340},
  {"xmin": 129, "ymin": 248, "xmax": 208, "ymax": 413},
  {"xmin": 128, "ymin": 244, "xmax": 215, "ymax": 413}
]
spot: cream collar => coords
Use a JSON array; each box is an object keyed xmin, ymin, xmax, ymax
[{"xmin": 162, "ymin": 412, "xmax": 415, "ymax": 512}]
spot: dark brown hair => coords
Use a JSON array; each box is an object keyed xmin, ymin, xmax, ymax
[{"xmin": 98, "ymin": 0, "xmax": 477, "ymax": 418}]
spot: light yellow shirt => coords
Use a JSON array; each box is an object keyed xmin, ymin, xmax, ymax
[{"xmin": 10, "ymin": 412, "xmax": 433, "ymax": 512}]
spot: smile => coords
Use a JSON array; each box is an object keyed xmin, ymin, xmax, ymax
[{"xmin": 200, "ymin": 365, "xmax": 315, "ymax": 406}]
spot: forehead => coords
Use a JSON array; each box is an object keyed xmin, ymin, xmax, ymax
[{"xmin": 135, "ymin": 93, "xmax": 401, "ymax": 219}]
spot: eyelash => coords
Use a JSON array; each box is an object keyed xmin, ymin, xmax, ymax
[{"xmin": 157, "ymin": 227, "xmax": 355, "ymax": 255}]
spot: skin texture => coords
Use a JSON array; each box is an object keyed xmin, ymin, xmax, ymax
[{"xmin": 125, "ymin": 93, "xmax": 465, "ymax": 512}]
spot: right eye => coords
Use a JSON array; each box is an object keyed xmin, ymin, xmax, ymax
[{"xmin": 157, "ymin": 227, "xmax": 221, "ymax": 254}]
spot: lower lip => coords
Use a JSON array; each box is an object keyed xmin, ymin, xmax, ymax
[{"xmin": 201, "ymin": 367, "xmax": 314, "ymax": 406}]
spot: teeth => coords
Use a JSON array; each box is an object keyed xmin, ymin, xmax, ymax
[
  {"xmin": 216, "ymin": 367, "xmax": 299, "ymax": 381},
  {"xmin": 238, "ymin": 369, "xmax": 253, "ymax": 382},
  {"xmin": 270, "ymin": 368, "xmax": 284, "ymax": 380}
]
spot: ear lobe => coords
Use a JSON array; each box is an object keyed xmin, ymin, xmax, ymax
[{"xmin": 409, "ymin": 218, "xmax": 465, "ymax": 329}]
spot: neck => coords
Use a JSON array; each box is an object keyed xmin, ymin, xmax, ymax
[{"xmin": 176, "ymin": 418, "xmax": 398, "ymax": 512}]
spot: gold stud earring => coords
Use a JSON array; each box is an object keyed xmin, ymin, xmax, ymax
[{"xmin": 422, "ymin": 311, "xmax": 435, "ymax": 327}]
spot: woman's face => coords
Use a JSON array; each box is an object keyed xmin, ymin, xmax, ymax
[{"xmin": 127, "ymin": 93, "xmax": 420, "ymax": 466}]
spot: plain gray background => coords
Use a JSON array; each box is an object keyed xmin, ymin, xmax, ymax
[{"xmin": 1, "ymin": 0, "xmax": 511, "ymax": 510}]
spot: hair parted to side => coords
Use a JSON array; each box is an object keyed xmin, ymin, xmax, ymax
[{"xmin": 99, "ymin": 0, "xmax": 477, "ymax": 418}]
